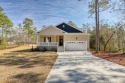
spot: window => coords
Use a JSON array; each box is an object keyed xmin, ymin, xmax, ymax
[{"xmin": 44, "ymin": 37, "xmax": 51, "ymax": 42}]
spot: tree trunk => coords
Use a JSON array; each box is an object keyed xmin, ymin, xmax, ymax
[
  {"xmin": 2, "ymin": 28, "xmax": 3, "ymax": 39},
  {"xmin": 95, "ymin": 0, "xmax": 99, "ymax": 53},
  {"xmin": 98, "ymin": 4, "xmax": 100, "ymax": 51},
  {"xmin": 1, "ymin": 28, "xmax": 4, "ymax": 44},
  {"xmin": 122, "ymin": 30, "xmax": 124, "ymax": 53},
  {"xmin": 104, "ymin": 31, "xmax": 116, "ymax": 52},
  {"xmin": 117, "ymin": 30, "xmax": 120, "ymax": 49},
  {"xmin": 28, "ymin": 32, "xmax": 29, "ymax": 45}
]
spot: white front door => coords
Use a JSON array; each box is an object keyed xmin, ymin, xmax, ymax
[{"xmin": 65, "ymin": 41, "xmax": 87, "ymax": 51}]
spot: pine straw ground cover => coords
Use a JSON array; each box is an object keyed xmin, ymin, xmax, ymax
[
  {"xmin": 92, "ymin": 51, "xmax": 125, "ymax": 66},
  {"xmin": 0, "ymin": 46, "xmax": 57, "ymax": 83}
]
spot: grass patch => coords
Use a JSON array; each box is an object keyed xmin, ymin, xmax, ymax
[{"xmin": 0, "ymin": 47, "xmax": 57, "ymax": 83}]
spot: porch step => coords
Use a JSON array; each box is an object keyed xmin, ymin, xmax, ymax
[{"xmin": 57, "ymin": 46, "xmax": 64, "ymax": 52}]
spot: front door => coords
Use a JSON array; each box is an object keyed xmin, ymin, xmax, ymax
[{"xmin": 59, "ymin": 36, "xmax": 63, "ymax": 46}]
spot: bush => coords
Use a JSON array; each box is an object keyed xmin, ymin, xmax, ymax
[
  {"xmin": 0, "ymin": 45, "xmax": 21, "ymax": 50},
  {"xmin": 33, "ymin": 47, "xmax": 57, "ymax": 52},
  {"xmin": 0, "ymin": 37, "xmax": 8, "ymax": 45},
  {"xmin": 106, "ymin": 41, "xmax": 119, "ymax": 52},
  {"xmin": 33, "ymin": 48, "xmax": 39, "ymax": 52},
  {"xmin": 42, "ymin": 47, "xmax": 47, "ymax": 52},
  {"xmin": 50, "ymin": 47, "xmax": 57, "ymax": 52},
  {"xmin": 0, "ymin": 45, "xmax": 6, "ymax": 50}
]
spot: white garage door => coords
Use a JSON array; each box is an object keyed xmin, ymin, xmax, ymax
[{"xmin": 65, "ymin": 41, "xmax": 87, "ymax": 51}]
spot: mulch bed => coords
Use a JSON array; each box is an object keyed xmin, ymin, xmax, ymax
[{"xmin": 92, "ymin": 51, "xmax": 125, "ymax": 66}]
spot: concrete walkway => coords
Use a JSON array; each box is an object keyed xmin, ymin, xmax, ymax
[{"xmin": 45, "ymin": 51, "xmax": 125, "ymax": 83}]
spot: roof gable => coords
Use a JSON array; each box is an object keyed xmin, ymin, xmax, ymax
[
  {"xmin": 56, "ymin": 23, "xmax": 82, "ymax": 33},
  {"xmin": 38, "ymin": 26, "xmax": 66, "ymax": 35}
]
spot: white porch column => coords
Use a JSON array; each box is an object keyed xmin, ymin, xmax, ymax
[
  {"xmin": 55, "ymin": 35, "xmax": 58, "ymax": 47},
  {"xmin": 64, "ymin": 34, "xmax": 66, "ymax": 52},
  {"xmin": 37, "ymin": 35, "xmax": 40, "ymax": 45},
  {"xmin": 56, "ymin": 35, "xmax": 59, "ymax": 46}
]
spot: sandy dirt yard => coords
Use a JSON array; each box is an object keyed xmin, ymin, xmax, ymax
[{"xmin": 0, "ymin": 45, "xmax": 57, "ymax": 83}]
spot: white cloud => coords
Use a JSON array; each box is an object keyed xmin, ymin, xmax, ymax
[{"xmin": 0, "ymin": 2, "xmax": 12, "ymax": 5}]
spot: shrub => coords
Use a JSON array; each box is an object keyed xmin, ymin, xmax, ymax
[
  {"xmin": 0, "ymin": 45, "xmax": 21, "ymax": 50},
  {"xmin": 50, "ymin": 47, "xmax": 57, "ymax": 52},
  {"xmin": 0, "ymin": 45, "xmax": 6, "ymax": 50},
  {"xmin": 34, "ymin": 48, "xmax": 38, "ymax": 51},
  {"xmin": 42, "ymin": 47, "xmax": 47, "ymax": 52},
  {"xmin": 33, "ymin": 47, "xmax": 42, "ymax": 52}
]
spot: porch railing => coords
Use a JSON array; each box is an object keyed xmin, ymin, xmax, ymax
[{"xmin": 37, "ymin": 42, "xmax": 58, "ymax": 46}]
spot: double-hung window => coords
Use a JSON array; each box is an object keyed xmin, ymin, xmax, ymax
[{"xmin": 44, "ymin": 37, "xmax": 51, "ymax": 42}]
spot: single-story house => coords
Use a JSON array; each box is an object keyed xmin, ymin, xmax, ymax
[{"xmin": 37, "ymin": 22, "xmax": 90, "ymax": 52}]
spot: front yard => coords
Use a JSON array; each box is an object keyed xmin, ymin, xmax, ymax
[{"xmin": 0, "ymin": 46, "xmax": 57, "ymax": 83}]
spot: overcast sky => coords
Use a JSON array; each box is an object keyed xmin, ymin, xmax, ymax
[{"xmin": 0, "ymin": 0, "xmax": 121, "ymax": 30}]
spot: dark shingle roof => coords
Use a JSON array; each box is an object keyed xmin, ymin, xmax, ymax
[{"xmin": 56, "ymin": 23, "xmax": 82, "ymax": 33}]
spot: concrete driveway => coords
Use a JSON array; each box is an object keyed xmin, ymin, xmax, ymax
[{"xmin": 45, "ymin": 51, "xmax": 125, "ymax": 83}]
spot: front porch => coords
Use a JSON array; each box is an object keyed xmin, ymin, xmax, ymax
[{"xmin": 37, "ymin": 35, "xmax": 64, "ymax": 52}]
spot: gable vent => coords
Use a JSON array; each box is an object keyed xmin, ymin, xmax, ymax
[{"xmin": 63, "ymin": 25, "xmax": 65, "ymax": 28}]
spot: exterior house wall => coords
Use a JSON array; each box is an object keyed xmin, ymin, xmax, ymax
[
  {"xmin": 64, "ymin": 35, "xmax": 89, "ymax": 41},
  {"xmin": 56, "ymin": 36, "xmax": 59, "ymax": 42}
]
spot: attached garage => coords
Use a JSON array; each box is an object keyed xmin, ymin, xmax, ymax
[{"xmin": 65, "ymin": 41, "xmax": 87, "ymax": 51}]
